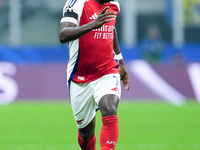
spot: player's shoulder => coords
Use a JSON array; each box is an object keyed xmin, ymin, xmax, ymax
[
  {"xmin": 63, "ymin": 0, "xmax": 88, "ymax": 15},
  {"xmin": 110, "ymin": 0, "xmax": 120, "ymax": 11},
  {"xmin": 65, "ymin": 0, "xmax": 88, "ymax": 7}
]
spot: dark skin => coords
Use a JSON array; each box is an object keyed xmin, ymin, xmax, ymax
[{"xmin": 59, "ymin": 0, "xmax": 130, "ymax": 141}]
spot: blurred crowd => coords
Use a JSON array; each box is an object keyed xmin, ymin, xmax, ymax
[{"xmin": 0, "ymin": 0, "xmax": 200, "ymax": 64}]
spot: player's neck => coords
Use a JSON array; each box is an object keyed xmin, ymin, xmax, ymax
[{"xmin": 95, "ymin": 0, "xmax": 111, "ymax": 4}]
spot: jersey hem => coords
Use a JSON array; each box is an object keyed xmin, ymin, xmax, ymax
[{"xmin": 70, "ymin": 69, "xmax": 119, "ymax": 84}]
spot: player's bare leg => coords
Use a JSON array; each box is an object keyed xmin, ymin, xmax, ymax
[
  {"xmin": 78, "ymin": 117, "xmax": 96, "ymax": 150},
  {"xmin": 99, "ymin": 94, "xmax": 119, "ymax": 150}
]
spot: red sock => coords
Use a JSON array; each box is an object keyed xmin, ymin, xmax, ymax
[
  {"xmin": 100, "ymin": 115, "xmax": 119, "ymax": 150},
  {"xmin": 78, "ymin": 131, "xmax": 96, "ymax": 150}
]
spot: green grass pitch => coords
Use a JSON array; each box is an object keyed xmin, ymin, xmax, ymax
[{"xmin": 0, "ymin": 100, "xmax": 200, "ymax": 150}]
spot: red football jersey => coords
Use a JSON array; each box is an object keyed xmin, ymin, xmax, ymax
[{"xmin": 61, "ymin": 0, "xmax": 120, "ymax": 84}]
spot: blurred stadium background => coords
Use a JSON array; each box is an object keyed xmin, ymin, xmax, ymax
[
  {"xmin": 0, "ymin": 0, "xmax": 200, "ymax": 104},
  {"xmin": 0, "ymin": 0, "xmax": 200, "ymax": 150}
]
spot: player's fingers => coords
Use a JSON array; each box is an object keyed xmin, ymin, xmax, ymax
[
  {"xmin": 121, "ymin": 74, "xmax": 128, "ymax": 85},
  {"xmin": 125, "ymin": 84, "xmax": 130, "ymax": 90},
  {"xmin": 99, "ymin": 15, "xmax": 114, "ymax": 20},
  {"xmin": 100, "ymin": 6, "xmax": 109, "ymax": 14},
  {"xmin": 104, "ymin": 12, "xmax": 117, "ymax": 15},
  {"xmin": 98, "ymin": 11, "xmax": 116, "ymax": 20},
  {"xmin": 103, "ymin": 20, "xmax": 112, "ymax": 24},
  {"xmin": 98, "ymin": 13, "xmax": 116, "ymax": 20},
  {"xmin": 100, "ymin": 16, "xmax": 115, "ymax": 22},
  {"xmin": 123, "ymin": 75, "xmax": 130, "ymax": 90},
  {"xmin": 125, "ymin": 79, "xmax": 130, "ymax": 90}
]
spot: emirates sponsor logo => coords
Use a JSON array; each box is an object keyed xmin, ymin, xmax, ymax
[
  {"xmin": 93, "ymin": 25, "xmax": 114, "ymax": 32},
  {"xmin": 89, "ymin": 13, "xmax": 115, "ymax": 39},
  {"xmin": 93, "ymin": 25, "xmax": 114, "ymax": 39}
]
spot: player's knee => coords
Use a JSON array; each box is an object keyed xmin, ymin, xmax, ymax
[
  {"xmin": 79, "ymin": 130, "xmax": 94, "ymax": 141},
  {"xmin": 79, "ymin": 117, "xmax": 95, "ymax": 140},
  {"xmin": 101, "ymin": 105, "xmax": 117, "ymax": 117},
  {"xmin": 99, "ymin": 95, "xmax": 119, "ymax": 117},
  {"xmin": 81, "ymin": 133, "xmax": 91, "ymax": 140}
]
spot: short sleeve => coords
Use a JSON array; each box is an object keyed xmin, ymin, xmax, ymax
[{"xmin": 60, "ymin": 0, "xmax": 79, "ymax": 25}]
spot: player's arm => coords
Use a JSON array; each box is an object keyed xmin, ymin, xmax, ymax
[
  {"xmin": 113, "ymin": 27, "xmax": 130, "ymax": 90},
  {"xmin": 59, "ymin": 6, "xmax": 116, "ymax": 43}
]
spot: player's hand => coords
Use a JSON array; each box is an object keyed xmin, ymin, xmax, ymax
[
  {"xmin": 119, "ymin": 64, "xmax": 130, "ymax": 90},
  {"xmin": 91, "ymin": 6, "xmax": 116, "ymax": 29}
]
